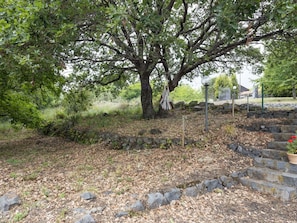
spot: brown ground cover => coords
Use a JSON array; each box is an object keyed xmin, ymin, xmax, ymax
[{"xmin": 1, "ymin": 110, "xmax": 297, "ymax": 223}]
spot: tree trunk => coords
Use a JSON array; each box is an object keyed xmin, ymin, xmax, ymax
[
  {"xmin": 293, "ymin": 84, "xmax": 296, "ymax": 100},
  {"xmin": 140, "ymin": 73, "xmax": 155, "ymax": 119}
]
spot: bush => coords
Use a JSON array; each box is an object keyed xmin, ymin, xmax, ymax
[
  {"xmin": 0, "ymin": 92, "xmax": 43, "ymax": 128},
  {"xmin": 170, "ymin": 85, "xmax": 202, "ymax": 103},
  {"xmin": 119, "ymin": 83, "xmax": 141, "ymax": 101},
  {"xmin": 62, "ymin": 89, "xmax": 93, "ymax": 115}
]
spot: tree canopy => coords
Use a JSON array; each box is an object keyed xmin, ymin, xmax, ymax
[
  {"xmin": 1, "ymin": 0, "xmax": 297, "ymax": 123},
  {"xmin": 260, "ymin": 37, "xmax": 297, "ymax": 97},
  {"xmin": 0, "ymin": 0, "xmax": 65, "ymax": 127},
  {"xmin": 61, "ymin": 0, "xmax": 297, "ymax": 118},
  {"xmin": 212, "ymin": 73, "xmax": 239, "ymax": 99}
]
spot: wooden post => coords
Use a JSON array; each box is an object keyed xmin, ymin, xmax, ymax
[
  {"xmin": 232, "ymin": 93, "xmax": 235, "ymax": 117},
  {"xmin": 182, "ymin": 116, "xmax": 186, "ymax": 147},
  {"xmin": 247, "ymin": 95, "xmax": 249, "ymax": 112}
]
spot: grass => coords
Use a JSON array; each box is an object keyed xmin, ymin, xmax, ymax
[
  {"xmin": 86, "ymin": 101, "xmax": 131, "ymax": 115},
  {"xmin": 6, "ymin": 158, "xmax": 22, "ymax": 166},
  {"xmin": 223, "ymin": 96, "xmax": 297, "ymax": 105},
  {"xmin": 58, "ymin": 192, "xmax": 66, "ymax": 199},
  {"xmin": 13, "ymin": 211, "xmax": 28, "ymax": 222},
  {"xmin": 57, "ymin": 208, "xmax": 67, "ymax": 222},
  {"xmin": 3, "ymin": 97, "xmax": 293, "ymax": 142},
  {"xmin": 222, "ymin": 124, "xmax": 236, "ymax": 136},
  {"xmin": 0, "ymin": 122, "xmax": 34, "ymax": 141},
  {"xmin": 39, "ymin": 101, "xmax": 143, "ymax": 131},
  {"xmin": 76, "ymin": 164, "xmax": 94, "ymax": 171},
  {"xmin": 79, "ymin": 102, "xmax": 143, "ymax": 129},
  {"xmin": 41, "ymin": 106, "xmax": 65, "ymax": 121},
  {"xmin": 9, "ymin": 172, "xmax": 18, "ymax": 179},
  {"xmin": 23, "ymin": 172, "xmax": 39, "ymax": 181},
  {"xmin": 0, "ymin": 97, "xmax": 294, "ymax": 148},
  {"xmin": 41, "ymin": 187, "xmax": 50, "ymax": 197}
]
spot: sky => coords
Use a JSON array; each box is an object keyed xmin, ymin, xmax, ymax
[
  {"xmin": 64, "ymin": 58, "xmax": 261, "ymax": 91},
  {"xmin": 239, "ymin": 66, "xmax": 260, "ymax": 89},
  {"xmin": 187, "ymin": 65, "xmax": 261, "ymax": 90},
  {"xmin": 186, "ymin": 42, "xmax": 265, "ymax": 90}
]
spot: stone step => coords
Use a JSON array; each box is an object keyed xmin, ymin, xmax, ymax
[
  {"xmin": 262, "ymin": 149, "xmax": 288, "ymax": 161},
  {"xmin": 280, "ymin": 125, "xmax": 297, "ymax": 133},
  {"xmin": 239, "ymin": 177, "xmax": 297, "ymax": 201},
  {"xmin": 289, "ymin": 113, "xmax": 297, "ymax": 119},
  {"xmin": 283, "ymin": 119, "xmax": 297, "ymax": 125},
  {"xmin": 247, "ymin": 167, "xmax": 297, "ymax": 187},
  {"xmin": 253, "ymin": 157, "xmax": 297, "ymax": 174},
  {"xmin": 272, "ymin": 133, "xmax": 293, "ymax": 141},
  {"xmin": 267, "ymin": 141, "xmax": 287, "ymax": 151}
]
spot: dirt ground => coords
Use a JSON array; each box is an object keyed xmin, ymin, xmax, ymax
[{"xmin": 1, "ymin": 111, "xmax": 297, "ymax": 223}]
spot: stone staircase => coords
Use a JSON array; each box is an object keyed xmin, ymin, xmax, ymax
[{"xmin": 240, "ymin": 112, "xmax": 297, "ymax": 201}]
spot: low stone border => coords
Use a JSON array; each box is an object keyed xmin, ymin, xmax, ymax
[
  {"xmin": 238, "ymin": 123, "xmax": 281, "ymax": 133},
  {"xmin": 228, "ymin": 143, "xmax": 262, "ymax": 158},
  {"xmin": 101, "ymin": 132, "xmax": 198, "ymax": 150},
  {"xmin": 0, "ymin": 170, "xmax": 247, "ymax": 222},
  {"xmin": 0, "ymin": 192, "xmax": 21, "ymax": 212},
  {"xmin": 74, "ymin": 142, "xmax": 257, "ymax": 221},
  {"xmin": 40, "ymin": 101, "xmax": 267, "ymax": 145},
  {"xmin": 67, "ymin": 129, "xmax": 198, "ymax": 149},
  {"xmin": 80, "ymin": 170, "xmax": 247, "ymax": 221},
  {"xmin": 247, "ymin": 110, "xmax": 294, "ymax": 119},
  {"xmin": 41, "ymin": 122, "xmax": 198, "ymax": 149},
  {"xmin": 2, "ymin": 139, "xmax": 260, "ymax": 222}
]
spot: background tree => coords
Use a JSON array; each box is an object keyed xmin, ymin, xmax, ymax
[
  {"xmin": 259, "ymin": 37, "xmax": 297, "ymax": 98},
  {"xmin": 212, "ymin": 73, "xmax": 239, "ymax": 99},
  {"xmin": 0, "ymin": 0, "xmax": 65, "ymax": 127},
  {"xmin": 230, "ymin": 73, "xmax": 239, "ymax": 98},
  {"xmin": 213, "ymin": 75, "xmax": 232, "ymax": 99},
  {"xmin": 170, "ymin": 85, "xmax": 202, "ymax": 103},
  {"xmin": 119, "ymin": 83, "xmax": 142, "ymax": 101},
  {"xmin": 62, "ymin": 88, "xmax": 93, "ymax": 115}
]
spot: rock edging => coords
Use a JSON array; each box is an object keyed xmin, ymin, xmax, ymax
[
  {"xmin": 228, "ymin": 143, "xmax": 262, "ymax": 158},
  {"xmin": 1, "ymin": 142, "xmax": 257, "ymax": 222},
  {"xmin": 41, "ymin": 122, "xmax": 199, "ymax": 149},
  {"xmin": 1, "ymin": 170, "xmax": 247, "ymax": 222},
  {"xmin": 0, "ymin": 192, "xmax": 21, "ymax": 212},
  {"xmin": 113, "ymin": 170, "xmax": 247, "ymax": 218}
]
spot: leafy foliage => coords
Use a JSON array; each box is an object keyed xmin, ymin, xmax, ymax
[
  {"xmin": 55, "ymin": 0, "xmax": 296, "ymax": 118},
  {"xmin": 62, "ymin": 89, "xmax": 93, "ymax": 115},
  {"xmin": 119, "ymin": 83, "xmax": 141, "ymax": 101},
  {"xmin": 212, "ymin": 74, "xmax": 239, "ymax": 99},
  {"xmin": 213, "ymin": 75, "xmax": 231, "ymax": 99},
  {"xmin": 0, "ymin": 0, "xmax": 66, "ymax": 127},
  {"xmin": 1, "ymin": 0, "xmax": 296, "ymax": 123},
  {"xmin": 0, "ymin": 91, "xmax": 42, "ymax": 128},
  {"xmin": 170, "ymin": 85, "xmax": 202, "ymax": 103},
  {"xmin": 260, "ymin": 37, "xmax": 297, "ymax": 97}
]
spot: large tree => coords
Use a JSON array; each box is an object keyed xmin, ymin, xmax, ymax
[
  {"xmin": 1, "ymin": 0, "xmax": 297, "ymax": 122},
  {"xmin": 60, "ymin": 0, "xmax": 296, "ymax": 118}
]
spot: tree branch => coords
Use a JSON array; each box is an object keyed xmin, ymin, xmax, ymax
[{"xmin": 176, "ymin": 0, "xmax": 188, "ymax": 37}]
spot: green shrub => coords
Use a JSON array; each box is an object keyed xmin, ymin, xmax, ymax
[
  {"xmin": 119, "ymin": 83, "xmax": 141, "ymax": 101},
  {"xmin": 170, "ymin": 85, "xmax": 202, "ymax": 103},
  {"xmin": 62, "ymin": 89, "xmax": 93, "ymax": 115},
  {"xmin": 0, "ymin": 92, "xmax": 43, "ymax": 128}
]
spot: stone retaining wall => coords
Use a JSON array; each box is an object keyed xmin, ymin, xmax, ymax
[{"xmin": 247, "ymin": 110, "xmax": 293, "ymax": 118}]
